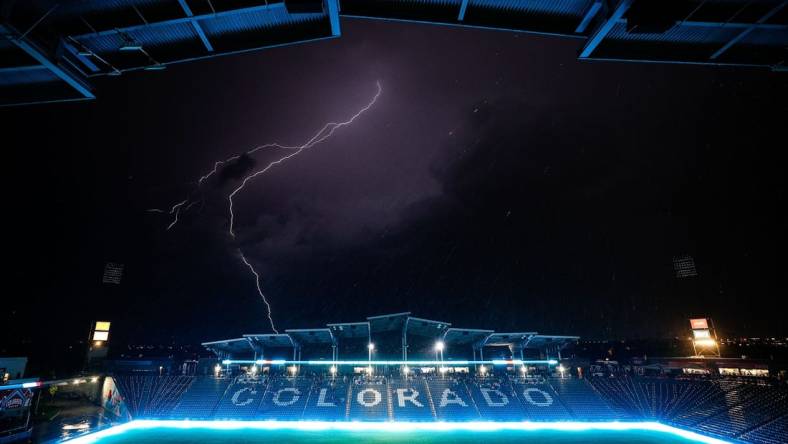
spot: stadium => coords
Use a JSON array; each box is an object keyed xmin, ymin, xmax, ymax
[
  {"xmin": 2, "ymin": 1, "xmax": 786, "ymax": 443},
  {"xmin": 16, "ymin": 312, "xmax": 778, "ymax": 444}
]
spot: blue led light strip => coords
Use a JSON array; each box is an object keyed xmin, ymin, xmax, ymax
[
  {"xmin": 62, "ymin": 420, "xmax": 730, "ymax": 444},
  {"xmin": 219, "ymin": 359, "xmax": 559, "ymax": 366}
]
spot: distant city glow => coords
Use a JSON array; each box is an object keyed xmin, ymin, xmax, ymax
[{"xmin": 62, "ymin": 420, "xmax": 730, "ymax": 444}]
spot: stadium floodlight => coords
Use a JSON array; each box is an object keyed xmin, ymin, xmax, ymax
[
  {"xmin": 367, "ymin": 343, "xmax": 375, "ymax": 350},
  {"xmin": 694, "ymin": 338, "xmax": 717, "ymax": 348},
  {"xmin": 329, "ymin": 366, "xmax": 337, "ymax": 375},
  {"xmin": 250, "ymin": 366, "xmax": 258, "ymax": 375},
  {"xmin": 402, "ymin": 366, "xmax": 410, "ymax": 374},
  {"xmin": 119, "ymin": 41, "xmax": 142, "ymax": 51},
  {"xmin": 214, "ymin": 364, "xmax": 221, "ymax": 376},
  {"xmin": 439, "ymin": 366, "xmax": 448, "ymax": 374},
  {"xmin": 479, "ymin": 365, "xmax": 487, "ymax": 375},
  {"xmin": 520, "ymin": 366, "xmax": 527, "ymax": 374},
  {"xmin": 434, "ymin": 341, "xmax": 445, "ymax": 352}
]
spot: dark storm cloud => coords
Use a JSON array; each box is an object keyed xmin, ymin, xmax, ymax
[
  {"xmin": 3, "ymin": 19, "xmax": 786, "ymax": 349},
  {"xmin": 217, "ymin": 153, "xmax": 256, "ymax": 185}
]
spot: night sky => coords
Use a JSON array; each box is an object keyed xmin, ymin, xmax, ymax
[{"xmin": 3, "ymin": 19, "xmax": 787, "ymax": 353}]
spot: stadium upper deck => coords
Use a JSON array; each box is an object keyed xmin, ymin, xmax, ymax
[{"xmin": 2, "ymin": 0, "xmax": 786, "ymax": 106}]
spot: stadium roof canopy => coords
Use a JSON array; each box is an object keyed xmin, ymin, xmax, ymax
[
  {"xmin": 244, "ymin": 333, "xmax": 297, "ymax": 349},
  {"xmin": 285, "ymin": 328, "xmax": 336, "ymax": 345},
  {"xmin": 482, "ymin": 332, "xmax": 538, "ymax": 349},
  {"xmin": 327, "ymin": 321, "xmax": 370, "ymax": 340},
  {"xmin": 367, "ymin": 312, "xmax": 451, "ymax": 337},
  {"xmin": 201, "ymin": 338, "xmax": 254, "ymax": 357},
  {"xmin": 367, "ymin": 312, "xmax": 411, "ymax": 332},
  {"xmin": 442, "ymin": 328, "xmax": 494, "ymax": 345},
  {"xmin": 1, "ymin": 0, "xmax": 340, "ymax": 106},
  {"xmin": 404, "ymin": 316, "xmax": 451, "ymax": 337},
  {"xmin": 338, "ymin": 0, "xmax": 604, "ymax": 38},
  {"xmin": 579, "ymin": 0, "xmax": 788, "ymax": 68},
  {"xmin": 525, "ymin": 334, "xmax": 580, "ymax": 350},
  {"xmin": 2, "ymin": 0, "xmax": 786, "ymax": 106}
]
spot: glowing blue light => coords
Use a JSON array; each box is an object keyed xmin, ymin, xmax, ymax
[
  {"xmin": 222, "ymin": 359, "xmax": 558, "ymax": 366},
  {"xmin": 61, "ymin": 420, "xmax": 730, "ymax": 444}
]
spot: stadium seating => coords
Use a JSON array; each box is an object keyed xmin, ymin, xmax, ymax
[
  {"xmin": 467, "ymin": 378, "xmax": 526, "ymax": 421},
  {"xmin": 170, "ymin": 377, "xmax": 231, "ymax": 419},
  {"xmin": 302, "ymin": 379, "xmax": 348, "ymax": 421},
  {"xmin": 741, "ymin": 414, "xmax": 788, "ymax": 444},
  {"xmin": 694, "ymin": 384, "xmax": 788, "ymax": 438},
  {"xmin": 427, "ymin": 378, "xmax": 480, "ymax": 421},
  {"xmin": 258, "ymin": 377, "xmax": 313, "ymax": 420},
  {"xmin": 389, "ymin": 378, "xmax": 435, "ymax": 421},
  {"xmin": 670, "ymin": 380, "xmax": 762, "ymax": 427},
  {"xmin": 110, "ymin": 373, "xmax": 788, "ymax": 444},
  {"xmin": 512, "ymin": 381, "xmax": 571, "ymax": 421},
  {"xmin": 113, "ymin": 375, "xmax": 194, "ymax": 418},
  {"xmin": 348, "ymin": 377, "xmax": 390, "ymax": 421},
  {"xmin": 548, "ymin": 377, "xmax": 618, "ymax": 420},
  {"xmin": 214, "ymin": 377, "xmax": 268, "ymax": 419}
]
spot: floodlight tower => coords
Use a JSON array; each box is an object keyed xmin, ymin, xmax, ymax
[{"xmin": 689, "ymin": 318, "xmax": 721, "ymax": 358}]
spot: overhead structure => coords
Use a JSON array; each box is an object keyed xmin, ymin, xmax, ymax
[
  {"xmin": 2, "ymin": 0, "xmax": 786, "ymax": 106},
  {"xmin": 523, "ymin": 334, "xmax": 580, "ymax": 360},
  {"xmin": 203, "ymin": 313, "xmax": 578, "ymax": 367},
  {"xmin": 201, "ymin": 338, "xmax": 256, "ymax": 360},
  {"xmin": 338, "ymin": 0, "xmax": 605, "ymax": 37},
  {"xmin": 244, "ymin": 333, "xmax": 299, "ymax": 359},
  {"xmin": 579, "ymin": 0, "xmax": 788, "ymax": 68},
  {"xmin": 327, "ymin": 321, "xmax": 371, "ymax": 340},
  {"xmin": 285, "ymin": 328, "xmax": 337, "ymax": 360},
  {"xmin": 366, "ymin": 312, "xmax": 451, "ymax": 359},
  {"xmin": 1, "ymin": 0, "xmax": 341, "ymax": 106}
]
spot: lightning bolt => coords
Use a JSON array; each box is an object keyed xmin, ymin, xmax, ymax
[
  {"xmin": 239, "ymin": 249, "xmax": 278, "ymax": 334},
  {"xmin": 151, "ymin": 81, "xmax": 383, "ymax": 334},
  {"xmin": 228, "ymin": 81, "xmax": 382, "ymax": 237}
]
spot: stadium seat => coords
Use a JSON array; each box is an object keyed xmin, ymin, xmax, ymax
[
  {"xmin": 467, "ymin": 377, "xmax": 527, "ymax": 421},
  {"xmin": 302, "ymin": 379, "xmax": 348, "ymax": 421},
  {"xmin": 389, "ymin": 378, "xmax": 436, "ymax": 421},
  {"xmin": 512, "ymin": 380, "xmax": 571, "ymax": 421},
  {"xmin": 548, "ymin": 378, "xmax": 618, "ymax": 420},
  {"xmin": 427, "ymin": 378, "xmax": 480, "ymax": 421},
  {"xmin": 258, "ymin": 377, "xmax": 313, "ymax": 420},
  {"xmin": 348, "ymin": 377, "xmax": 390, "ymax": 421},
  {"xmin": 170, "ymin": 377, "xmax": 231, "ymax": 419},
  {"xmin": 214, "ymin": 377, "xmax": 268, "ymax": 419}
]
